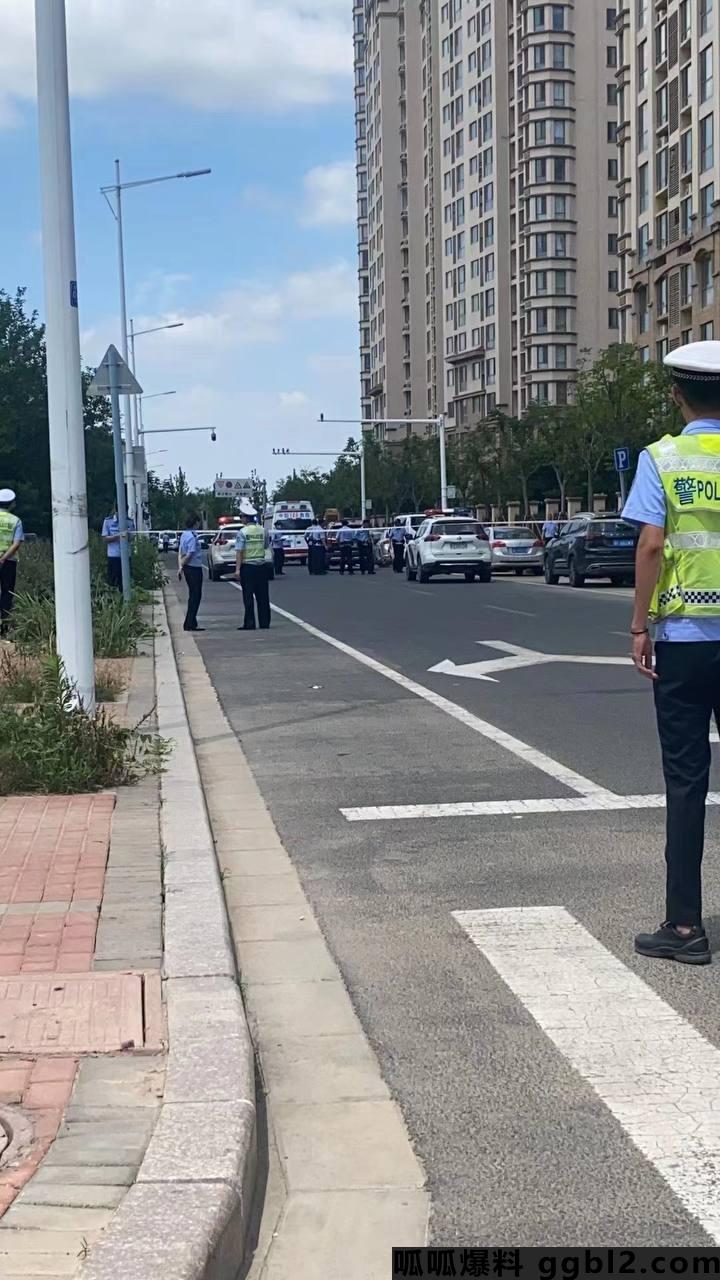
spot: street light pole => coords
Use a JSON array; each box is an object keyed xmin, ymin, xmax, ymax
[
  {"xmin": 112, "ymin": 160, "xmax": 136, "ymax": 526},
  {"xmin": 319, "ymin": 415, "xmax": 448, "ymax": 511},
  {"xmin": 34, "ymin": 0, "xmax": 95, "ymax": 711}
]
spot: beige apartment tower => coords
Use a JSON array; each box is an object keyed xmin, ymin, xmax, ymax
[
  {"xmin": 617, "ymin": 0, "xmax": 720, "ymax": 355},
  {"xmin": 355, "ymin": 0, "xmax": 621, "ymax": 434}
]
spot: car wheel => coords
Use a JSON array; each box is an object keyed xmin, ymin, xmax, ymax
[
  {"xmin": 464, "ymin": 570, "xmax": 475, "ymax": 582},
  {"xmin": 478, "ymin": 564, "xmax": 492, "ymax": 583},
  {"xmin": 568, "ymin": 557, "xmax": 585, "ymax": 588},
  {"xmin": 544, "ymin": 559, "xmax": 559, "ymax": 585},
  {"xmin": 419, "ymin": 565, "xmax": 431, "ymax": 583},
  {"xmin": 405, "ymin": 558, "xmax": 417, "ymax": 582}
]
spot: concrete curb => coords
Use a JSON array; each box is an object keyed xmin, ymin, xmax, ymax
[{"xmin": 78, "ymin": 591, "xmax": 256, "ymax": 1280}]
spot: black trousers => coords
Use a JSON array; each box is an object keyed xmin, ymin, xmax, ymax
[
  {"xmin": 392, "ymin": 543, "xmax": 405, "ymax": 573},
  {"xmin": 107, "ymin": 558, "xmax": 123, "ymax": 592},
  {"xmin": 339, "ymin": 544, "xmax": 354, "ymax": 575},
  {"xmin": 183, "ymin": 565, "xmax": 203, "ymax": 631},
  {"xmin": 359, "ymin": 543, "xmax": 374, "ymax": 574},
  {"xmin": 654, "ymin": 641, "xmax": 720, "ymax": 926},
  {"xmin": 273, "ymin": 548, "xmax": 285, "ymax": 575},
  {"xmin": 240, "ymin": 563, "xmax": 271, "ymax": 629},
  {"xmin": 0, "ymin": 560, "xmax": 17, "ymax": 626},
  {"xmin": 308, "ymin": 544, "xmax": 321, "ymax": 574}
]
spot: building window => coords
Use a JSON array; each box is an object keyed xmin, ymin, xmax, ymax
[
  {"xmin": 608, "ymin": 196, "xmax": 618, "ymax": 217},
  {"xmin": 638, "ymin": 222, "xmax": 650, "ymax": 261},
  {"xmin": 553, "ymin": 157, "xmax": 567, "ymax": 182},
  {"xmin": 700, "ymin": 46, "xmax": 714, "ymax": 104},
  {"xmin": 680, "ymin": 264, "xmax": 693, "ymax": 305},
  {"xmin": 552, "ymin": 5, "xmax": 565, "ymax": 30},
  {"xmin": 638, "ymin": 40, "xmax": 647, "ymax": 91},
  {"xmin": 681, "ymin": 129, "xmax": 693, "ymax": 175},
  {"xmin": 700, "ymin": 0, "xmax": 713, "ymax": 37},
  {"xmin": 700, "ymin": 115, "xmax": 714, "ymax": 172},
  {"xmin": 552, "ymin": 44, "xmax": 566, "ymax": 69},
  {"xmin": 534, "ymin": 44, "xmax": 546, "ymax": 69},
  {"xmin": 536, "ymin": 270, "xmax": 548, "ymax": 293},
  {"xmin": 656, "ymin": 147, "xmax": 669, "ymax": 191},
  {"xmin": 655, "ymin": 19, "xmax": 667, "ymax": 64},
  {"xmin": 608, "ymin": 157, "xmax": 619, "ymax": 180},
  {"xmin": 555, "ymin": 269, "xmax": 568, "ymax": 292},
  {"xmin": 608, "ymin": 232, "xmax": 618, "ymax": 253},
  {"xmin": 701, "ymin": 182, "xmax": 715, "ymax": 227},
  {"xmin": 536, "ymin": 233, "xmax": 549, "ymax": 258},
  {"xmin": 701, "ymin": 321, "xmax": 715, "ymax": 340},
  {"xmin": 554, "ymin": 232, "xmax": 567, "ymax": 257},
  {"xmin": 608, "ymin": 269, "xmax": 619, "ymax": 290},
  {"xmin": 637, "ymin": 102, "xmax": 648, "ymax": 153},
  {"xmin": 607, "ymin": 121, "xmax": 618, "ymax": 143},
  {"xmin": 681, "ymin": 195, "xmax": 693, "ymax": 235},
  {"xmin": 656, "ymin": 278, "xmax": 668, "ymax": 316},
  {"xmin": 638, "ymin": 163, "xmax": 649, "ymax": 212},
  {"xmin": 637, "ymin": 0, "xmax": 648, "ymax": 26},
  {"xmin": 556, "ymin": 306, "xmax": 569, "ymax": 331},
  {"xmin": 607, "ymin": 83, "xmax": 618, "ymax": 106},
  {"xmin": 701, "ymin": 257, "xmax": 715, "ymax": 308},
  {"xmin": 553, "ymin": 120, "xmax": 567, "ymax": 145},
  {"xmin": 607, "ymin": 44, "xmax": 618, "ymax": 68},
  {"xmin": 556, "ymin": 345, "xmax": 568, "ymax": 368},
  {"xmin": 656, "ymin": 84, "xmax": 668, "ymax": 127},
  {"xmin": 536, "ymin": 307, "xmax": 549, "ymax": 333},
  {"xmin": 537, "ymin": 345, "xmax": 549, "ymax": 369}
]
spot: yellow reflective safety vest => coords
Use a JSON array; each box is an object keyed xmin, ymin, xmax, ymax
[
  {"xmin": 242, "ymin": 524, "xmax": 266, "ymax": 564},
  {"xmin": 649, "ymin": 432, "xmax": 720, "ymax": 620},
  {"xmin": 0, "ymin": 510, "xmax": 18, "ymax": 557}
]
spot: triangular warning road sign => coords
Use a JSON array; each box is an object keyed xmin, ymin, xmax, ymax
[{"xmin": 88, "ymin": 344, "xmax": 143, "ymax": 396}]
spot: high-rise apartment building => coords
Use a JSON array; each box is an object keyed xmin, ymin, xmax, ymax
[
  {"xmin": 617, "ymin": 0, "xmax": 720, "ymax": 356},
  {"xmin": 354, "ymin": 1, "xmax": 621, "ymax": 433}
]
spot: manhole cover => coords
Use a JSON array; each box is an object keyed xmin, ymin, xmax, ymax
[
  {"xmin": 0, "ymin": 1106, "xmax": 33, "ymax": 1170},
  {"xmin": 0, "ymin": 972, "xmax": 164, "ymax": 1055}
]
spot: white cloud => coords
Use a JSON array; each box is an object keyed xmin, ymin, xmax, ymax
[
  {"xmin": 279, "ymin": 391, "xmax": 310, "ymax": 408},
  {"xmin": 301, "ymin": 161, "xmax": 357, "ymax": 226},
  {"xmin": 0, "ymin": 0, "xmax": 351, "ymax": 123}
]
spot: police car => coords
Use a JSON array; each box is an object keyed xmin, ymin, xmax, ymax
[{"xmin": 405, "ymin": 516, "xmax": 492, "ymax": 583}]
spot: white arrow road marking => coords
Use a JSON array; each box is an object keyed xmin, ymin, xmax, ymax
[
  {"xmin": 342, "ymin": 793, "xmax": 720, "ymax": 821},
  {"xmin": 453, "ymin": 906, "xmax": 720, "ymax": 1243},
  {"xmin": 429, "ymin": 641, "xmax": 630, "ymax": 682},
  {"xmin": 263, "ymin": 598, "xmax": 611, "ymax": 797}
]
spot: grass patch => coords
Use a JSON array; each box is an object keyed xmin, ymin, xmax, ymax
[
  {"xmin": 10, "ymin": 586, "xmax": 153, "ymax": 659},
  {"xmin": 0, "ymin": 658, "xmax": 168, "ymax": 795}
]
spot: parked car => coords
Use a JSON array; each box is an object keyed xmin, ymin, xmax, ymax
[
  {"xmin": 396, "ymin": 513, "xmax": 429, "ymax": 542},
  {"xmin": 208, "ymin": 525, "xmax": 274, "ymax": 581},
  {"xmin": 326, "ymin": 523, "xmax": 363, "ymax": 570},
  {"xmin": 371, "ymin": 527, "xmax": 392, "ymax": 567},
  {"xmin": 405, "ymin": 516, "xmax": 491, "ymax": 583},
  {"xmin": 485, "ymin": 525, "xmax": 544, "ymax": 575},
  {"xmin": 544, "ymin": 515, "xmax": 638, "ymax": 588}
]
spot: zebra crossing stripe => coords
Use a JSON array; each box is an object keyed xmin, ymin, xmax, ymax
[{"xmin": 453, "ymin": 906, "xmax": 720, "ymax": 1243}]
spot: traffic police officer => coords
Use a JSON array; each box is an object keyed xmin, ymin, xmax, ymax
[
  {"xmin": 337, "ymin": 519, "xmax": 355, "ymax": 575},
  {"xmin": 355, "ymin": 519, "xmax": 375, "ymax": 575},
  {"xmin": 389, "ymin": 519, "xmax": 406, "ymax": 573},
  {"xmin": 305, "ymin": 520, "xmax": 327, "ymax": 575},
  {"xmin": 177, "ymin": 511, "xmax": 205, "ymax": 632},
  {"xmin": 270, "ymin": 528, "xmax": 286, "ymax": 576},
  {"xmin": 625, "ymin": 340, "xmax": 720, "ymax": 965},
  {"xmin": 233, "ymin": 514, "xmax": 272, "ymax": 630},
  {"xmin": 0, "ymin": 489, "xmax": 23, "ymax": 636}
]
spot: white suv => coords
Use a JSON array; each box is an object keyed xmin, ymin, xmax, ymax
[{"xmin": 405, "ymin": 517, "xmax": 491, "ymax": 583}]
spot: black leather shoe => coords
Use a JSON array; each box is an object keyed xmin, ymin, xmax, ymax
[{"xmin": 634, "ymin": 922, "xmax": 711, "ymax": 965}]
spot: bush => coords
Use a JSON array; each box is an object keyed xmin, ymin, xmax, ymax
[
  {"xmin": 16, "ymin": 540, "xmax": 55, "ymax": 597},
  {"xmin": 0, "ymin": 650, "xmax": 126, "ymax": 704},
  {"xmin": 0, "ymin": 658, "xmax": 168, "ymax": 795},
  {"xmin": 131, "ymin": 536, "xmax": 164, "ymax": 590},
  {"xmin": 10, "ymin": 586, "xmax": 153, "ymax": 659}
]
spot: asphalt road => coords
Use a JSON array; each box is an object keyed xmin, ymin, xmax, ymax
[{"xmin": 174, "ymin": 563, "xmax": 720, "ymax": 1247}]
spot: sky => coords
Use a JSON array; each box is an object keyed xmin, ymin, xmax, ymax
[{"xmin": 0, "ymin": 0, "xmax": 360, "ymax": 494}]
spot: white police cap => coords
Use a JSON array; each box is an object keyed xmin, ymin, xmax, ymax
[
  {"xmin": 0, "ymin": 489, "xmax": 16, "ymax": 503},
  {"xmin": 664, "ymin": 341, "xmax": 720, "ymax": 381}
]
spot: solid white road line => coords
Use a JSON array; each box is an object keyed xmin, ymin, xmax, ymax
[
  {"xmin": 485, "ymin": 605, "xmax": 537, "ymax": 618},
  {"xmin": 268, "ymin": 600, "xmax": 612, "ymax": 798},
  {"xmin": 453, "ymin": 906, "xmax": 720, "ymax": 1243},
  {"xmin": 342, "ymin": 793, "xmax": 720, "ymax": 820}
]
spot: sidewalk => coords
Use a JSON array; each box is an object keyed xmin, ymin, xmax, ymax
[{"xmin": 0, "ymin": 630, "xmax": 165, "ymax": 1277}]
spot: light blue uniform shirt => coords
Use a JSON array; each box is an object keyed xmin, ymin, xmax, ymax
[
  {"xmin": 102, "ymin": 515, "xmax": 135, "ymax": 559},
  {"xmin": 178, "ymin": 529, "xmax": 204, "ymax": 568},
  {"xmin": 389, "ymin": 525, "xmax": 406, "ymax": 544},
  {"xmin": 355, "ymin": 527, "xmax": 371, "ymax": 544},
  {"xmin": 622, "ymin": 419, "xmax": 720, "ymax": 642},
  {"xmin": 270, "ymin": 530, "xmax": 286, "ymax": 549},
  {"xmin": 337, "ymin": 526, "xmax": 355, "ymax": 544}
]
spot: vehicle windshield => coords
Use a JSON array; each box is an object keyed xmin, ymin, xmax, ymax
[
  {"xmin": 433, "ymin": 522, "xmax": 486, "ymax": 537},
  {"xmin": 274, "ymin": 517, "xmax": 313, "ymax": 531},
  {"xmin": 410, "ymin": 516, "xmax": 425, "ymax": 529},
  {"xmin": 214, "ymin": 529, "xmax": 240, "ymax": 543},
  {"xmin": 494, "ymin": 527, "xmax": 535, "ymax": 541}
]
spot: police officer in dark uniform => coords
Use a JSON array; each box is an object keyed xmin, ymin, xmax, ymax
[{"xmin": 355, "ymin": 519, "xmax": 375, "ymax": 575}]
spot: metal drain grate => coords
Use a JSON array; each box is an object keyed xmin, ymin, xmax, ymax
[{"xmin": 0, "ymin": 972, "xmax": 164, "ymax": 1055}]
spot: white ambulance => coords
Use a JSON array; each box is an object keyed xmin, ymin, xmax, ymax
[{"xmin": 264, "ymin": 501, "xmax": 315, "ymax": 566}]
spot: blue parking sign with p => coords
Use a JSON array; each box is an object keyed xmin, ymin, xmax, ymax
[{"xmin": 614, "ymin": 446, "xmax": 630, "ymax": 473}]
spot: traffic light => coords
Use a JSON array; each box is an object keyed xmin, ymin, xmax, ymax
[{"xmin": 272, "ymin": 447, "xmax": 291, "ymax": 456}]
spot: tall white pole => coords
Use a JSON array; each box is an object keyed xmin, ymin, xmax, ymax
[
  {"xmin": 128, "ymin": 318, "xmax": 143, "ymax": 531},
  {"xmin": 438, "ymin": 414, "xmax": 448, "ymax": 510},
  {"xmin": 114, "ymin": 160, "xmax": 136, "ymax": 527},
  {"xmin": 360, "ymin": 440, "xmax": 366, "ymax": 518},
  {"xmin": 35, "ymin": 0, "xmax": 95, "ymax": 712}
]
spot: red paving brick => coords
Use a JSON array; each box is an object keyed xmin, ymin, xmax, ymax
[{"xmin": 0, "ymin": 796, "xmax": 115, "ymax": 1217}]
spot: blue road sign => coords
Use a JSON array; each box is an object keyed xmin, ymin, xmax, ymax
[{"xmin": 614, "ymin": 446, "xmax": 630, "ymax": 473}]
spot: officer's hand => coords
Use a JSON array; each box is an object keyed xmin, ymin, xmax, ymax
[
  {"xmin": 632, "ymin": 631, "xmax": 657, "ymax": 681},
  {"xmin": 177, "ymin": 570, "xmax": 183, "ymax": 581}
]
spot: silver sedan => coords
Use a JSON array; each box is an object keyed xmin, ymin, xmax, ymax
[{"xmin": 486, "ymin": 525, "xmax": 544, "ymax": 576}]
